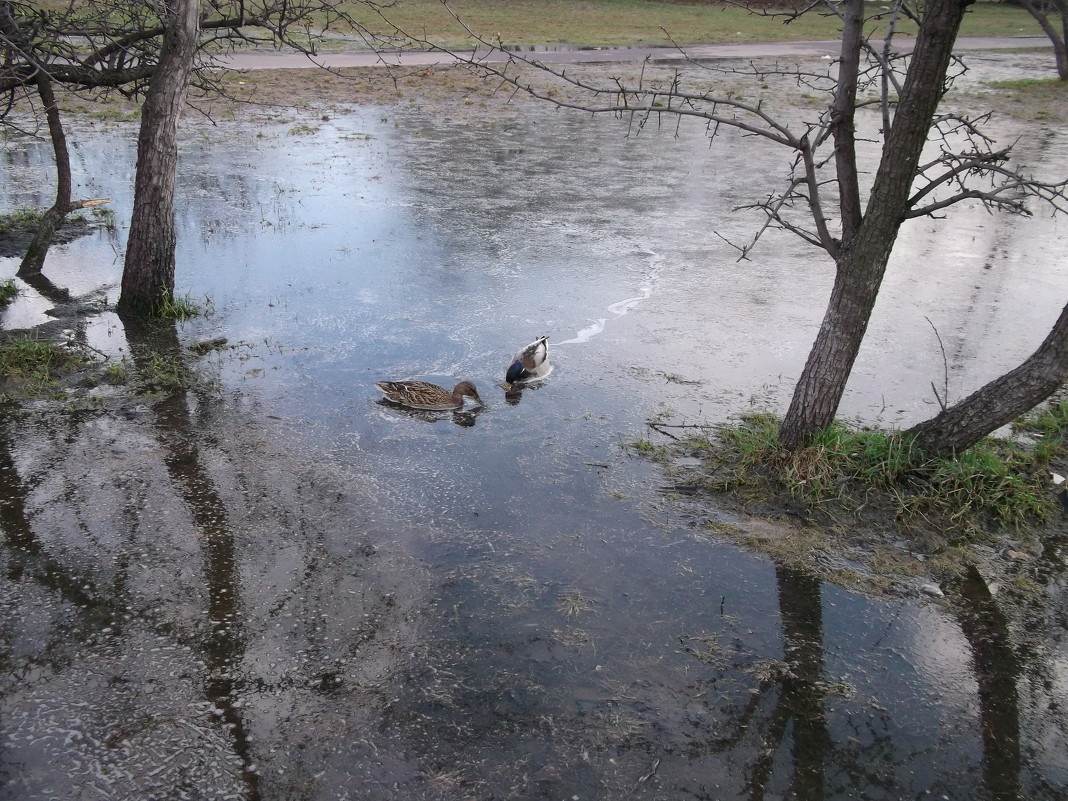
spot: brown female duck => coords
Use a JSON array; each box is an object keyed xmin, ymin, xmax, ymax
[{"xmin": 374, "ymin": 380, "xmax": 484, "ymax": 411}]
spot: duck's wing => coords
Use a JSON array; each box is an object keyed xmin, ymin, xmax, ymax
[
  {"xmin": 375, "ymin": 380, "xmax": 456, "ymax": 410},
  {"xmin": 517, "ymin": 336, "xmax": 549, "ymax": 370}
]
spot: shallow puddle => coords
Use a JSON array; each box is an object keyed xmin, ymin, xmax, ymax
[{"xmin": 2, "ymin": 51, "xmax": 1067, "ymax": 800}]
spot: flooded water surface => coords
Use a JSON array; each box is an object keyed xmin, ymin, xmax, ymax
[{"xmin": 2, "ymin": 52, "xmax": 1067, "ymax": 800}]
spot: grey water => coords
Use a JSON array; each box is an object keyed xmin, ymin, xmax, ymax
[{"xmin": 2, "ymin": 55, "xmax": 1067, "ymax": 799}]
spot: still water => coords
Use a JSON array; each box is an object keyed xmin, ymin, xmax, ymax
[{"xmin": 1, "ymin": 56, "xmax": 1067, "ymax": 799}]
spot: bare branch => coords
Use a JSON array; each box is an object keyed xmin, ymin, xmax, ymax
[
  {"xmin": 0, "ymin": 0, "xmax": 383, "ymax": 105},
  {"xmin": 924, "ymin": 316, "xmax": 950, "ymax": 412},
  {"xmin": 906, "ymin": 146, "xmax": 1068, "ymax": 218}
]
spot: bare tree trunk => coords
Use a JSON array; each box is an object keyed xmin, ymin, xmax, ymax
[
  {"xmin": 778, "ymin": 0, "xmax": 973, "ymax": 450},
  {"xmin": 832, "ymin": 0, "xmax": 864, "ymax": 239},
  {"xmin": 905, "ymin": 302, "xmax": 1068, "ymax": 457},
  {"xmin": 1019, "ymin": 0, "xmax": 1068, "ymax": 80},
  {"xmin": 17, "ymin": 72, "xmax": 73, "ymax": 277},
  {"xmin": 117, "ymin": 0, "xmax": 200, "ymax": 317}
]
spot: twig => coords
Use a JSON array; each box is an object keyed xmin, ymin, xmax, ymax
[
  {"xmin": 924, "ymin": 316, "xmax": 949, "ymax": 412},
  {"xmin": 648, "ymin": 422, "xmax": 714, "ymax": 429},
  {"xmin": 630, "ymin": 757, "xmax": 661, "ymax": 794}
]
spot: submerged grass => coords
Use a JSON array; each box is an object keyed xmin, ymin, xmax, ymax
[
  {"xmin": 134, "ymin": 351, "xmax": 200, "ymax": 393},
  {"xmin": 0, "ymin": 336, "xmax": 209, "ymax": 400},
  {"xmin": 663, "ymin": 407, "xmax": 1065, "ymax": 537},
  {"xmin": 155, "ymin": 290, "xmax": 214, "ymax": 322},
  {"xmin": 0, "ymin": 336, "xmax": 93, "ymax": 398}
]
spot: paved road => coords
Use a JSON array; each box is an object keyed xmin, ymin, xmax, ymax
[{"xmin": 216, "ymin": 36, "xmax": 1050, "ymax": 70}]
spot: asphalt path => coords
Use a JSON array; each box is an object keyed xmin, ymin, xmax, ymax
[{"xmin": 215, "ymin": 35, "xmax": 1050, "ymax": 71}]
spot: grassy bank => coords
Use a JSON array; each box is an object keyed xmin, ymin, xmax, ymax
[
  {"xmin": 642, "ymin": 401, "xmax": 1067, "ymax": 535},
  {"xmin": 628, "ymin": 398, "xmax": 1067, "ymax": 596}
]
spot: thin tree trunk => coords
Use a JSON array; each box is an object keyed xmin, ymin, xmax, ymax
[
  {"xmin": 832, "ymin": 0, "xmax": 864, "ymax": 239},
  {"xmin": 778, "ymin": 0, "xmax": 973, "ymax": 450},
  {"xmin": 1019, "ymin": 0, "xmax": 1068, "ymax": 80},
  {"xmin": 905, "ymin": 301, "xmax": 1068, "ymax": 457},
  {"xmin": 117, "ymin": 0, "xmax": 200, "ymax": 317},
  {"xmin": 17, "ymin": 72, "xmax": 73, "ymax": 277}
]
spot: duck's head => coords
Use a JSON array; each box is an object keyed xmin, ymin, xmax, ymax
[
  {"xmin": 505, "ymin": 361, "xmax": 525, "ymax": 384},
  {"xmin": 455, "ymin": 380, "xmax": 484, "ymax": 407}
]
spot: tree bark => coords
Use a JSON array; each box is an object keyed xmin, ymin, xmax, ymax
[
  {"xmin": 778, "ymin": 0, "xmax": 974, "ymax": 450},
  {"xmin": 832, "ymin": 0, "xmax": 864, "ymax": 240},
  {"xmin": 117, "ymin": 0, "xmax": 200, "ymax": 317},
  {"xmin": 905, "ymin": 301, "xmax": 1068, "ymax": 457},
  {"xmin": 17, "ymin": 73, "xmax": 73, "ymax": 276}
]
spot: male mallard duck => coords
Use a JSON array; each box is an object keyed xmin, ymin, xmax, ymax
[
  {"xmin": 374, "ymin": 380, "xmax": 483, "ymax": 411},
  {"xmin": 505, "ymin": 335, "xmax": 550, "ymax": 386}
]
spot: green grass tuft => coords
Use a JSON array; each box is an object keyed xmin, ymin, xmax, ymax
[
  {"xmin": 0, "ymin": 278, "xmax": 18, "ymax": 307},
  {"xmin": 134, "ymin": 350, "xmax": 199, "ymax": 393},
  {"xmin": 155, "ymin": 290, "xmax": 214, "ymax": 321},
  {"xmin": 0, "ymin": 208, "xmax": 44, "ymax": 235},
  {"xmin": 623, "ymin": 436, "xmax": 669, "ymax": 460},
  {"xmin": 0, "ymin": 336, "xmax": 91, "ymax": 397}
]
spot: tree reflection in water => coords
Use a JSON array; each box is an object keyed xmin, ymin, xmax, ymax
[
  {"xmin": 122, "ymin": 317, "xmax": 261, "ymax": 800},
  {"xmin": 949, "ymin": 567, "xmax": 1023, "ymax": 801}
]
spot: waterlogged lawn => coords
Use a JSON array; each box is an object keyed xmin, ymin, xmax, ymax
[
  {"xmin": 338, "ymin": 1, "xmax": 1043, "ymax": 48},
  {"xmin": 34, "ymin": 1, "xmax": 1048, "ymax": 48}
]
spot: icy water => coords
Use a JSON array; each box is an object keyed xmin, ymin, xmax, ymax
[{"xmin": 2, "ymin": 54, "xmax": 1068, "ymax": 800}]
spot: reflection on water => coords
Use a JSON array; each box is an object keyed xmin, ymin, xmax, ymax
[
  {"xmin": 948, "ymin": 567, "xmax": 1032, "ymax": 801},
  {"xmin": 124, "ymin": 317, "xmax": 261, "ymax": 798},
  {"xmin": 2, "ymin": 52, "xmax": 1067, "ymax": 799},
  {"xmin": 376, "ymin": 398, "xmax": 484, "ymax": 427}
]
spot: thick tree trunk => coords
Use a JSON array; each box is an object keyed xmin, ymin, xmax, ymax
[
  {"xmin": 778, "ymin": 0, "xmax": 973, "ymax": 450},
  {"xmin": 117, "ymin": 0, "xmax": 200, "ymax": 317},
  {"xmin": 905, "ymin": 302, "xmax": 1068, "ymax": 457},
  {"xmin": 17, "ymin": 73, "xmax": 73, "ymax": 277}
]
